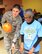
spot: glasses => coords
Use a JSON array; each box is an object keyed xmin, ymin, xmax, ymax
[{"xmin": 24, "ymin": 16, "xmax": 33, "ymax": 19}]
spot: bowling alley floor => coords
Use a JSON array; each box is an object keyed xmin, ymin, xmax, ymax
[
  {"xmin": 0, "ymin": 38, "xmax": 42, "ymax": 54},
  {"xmin": 0, "ymin": 38, "xmax": 7, "ymax": 54}
]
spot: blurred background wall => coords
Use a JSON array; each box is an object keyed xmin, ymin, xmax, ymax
[{"xmin": 22, "ymin": 0, "xmax": 42, "ymax": 14}]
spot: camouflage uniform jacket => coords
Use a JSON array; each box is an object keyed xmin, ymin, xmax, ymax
[{"xmin": 1, "ymin": 11, "xmax": 22, "ymax": 43}]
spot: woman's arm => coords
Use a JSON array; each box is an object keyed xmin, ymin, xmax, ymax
[{"xmin": 33, "ymin": 37, "xmax": 42, "ymax": 48}]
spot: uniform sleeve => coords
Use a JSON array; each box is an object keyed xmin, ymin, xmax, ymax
[
  {"xmin": 1, "ymin": 11, "xmax": 12, "ymax": 25},
  {"xmin": 1, "ymin": 12, "xmax": 8, "ymax": 25},
  {"xmin": 20, "ymin": 24, "xmax": 24, "ymax": 35},
  {"xmin": 12, "ymin": 18, "xmax": 22, "ymax": 43},
  {"xmin": 20, "ymin": 24, "xmax": 24, "ymax": 43}
]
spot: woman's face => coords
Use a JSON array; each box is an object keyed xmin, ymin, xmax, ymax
[
  {"xmin": 24, "ymin": 15, "xmax": 33, "ymax": 23},
  {"xmin": 12, "ymin": 8, "xmax": 20, "ymax": 17}
]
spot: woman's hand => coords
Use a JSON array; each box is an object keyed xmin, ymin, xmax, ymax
[{"xmin": 28, "ymin": 47, "xmax": 35, "ymax": 54}]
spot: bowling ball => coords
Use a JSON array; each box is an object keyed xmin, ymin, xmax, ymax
[{"xmin": 2, "ymin": 23, "xmax": 12, "ymax": 33}]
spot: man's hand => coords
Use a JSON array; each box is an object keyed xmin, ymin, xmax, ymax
[
  {"xmin": 28, "ymin": 47, "xmax": 35, "ymax": 54},
  {"xmin": 19, "ymin": 42, "xmax": 24, "ymax": 53},
  {"xmin": 11, "ymin": 43, "xmax": 15, "ymax": 54}
]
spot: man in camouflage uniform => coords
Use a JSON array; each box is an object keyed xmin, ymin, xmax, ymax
[{"xmin": 1, "ymin": 4, "xmax": 22, "ymax": 54}]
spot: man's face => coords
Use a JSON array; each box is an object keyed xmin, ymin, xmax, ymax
[
  {"xmin": 12, "ymin": 8, "xmax": 20, "ymax": 17},
  {"xmin": 24, "ymin": 14, "xmax": 33, "ymax": 23}
]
